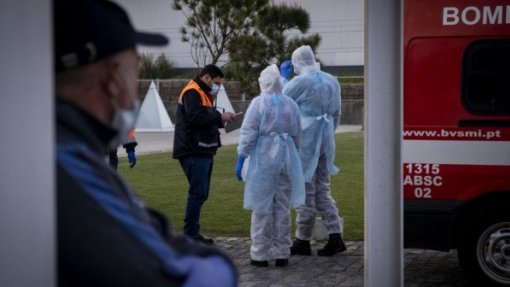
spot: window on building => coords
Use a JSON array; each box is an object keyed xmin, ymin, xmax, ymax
[{"xmin": 462, "ymin": 39, "xmax": 510, "ymax": 115}]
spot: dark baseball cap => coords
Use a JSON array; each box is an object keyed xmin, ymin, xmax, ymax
[{"xmin": 54, "ymin": 0, "xmax": 169, "ymax": 72}]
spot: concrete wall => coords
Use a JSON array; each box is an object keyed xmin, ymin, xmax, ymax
[
  {"xmin": 0, "ymin": 1, "xmax": 55, "ymax": 286},
  {"xmin": 137, "ymin": 80, "xmax": 364, "ymax": 125}
]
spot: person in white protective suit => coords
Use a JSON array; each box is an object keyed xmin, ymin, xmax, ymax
[
  {"xmin": 283, "ymin": 45, "xmax": 347, "ymax": 257},
  {"xmin": 234, "ymin": 64, "xmax": 305, "ymax": 267}
]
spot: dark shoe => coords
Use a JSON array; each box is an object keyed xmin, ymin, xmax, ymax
[
  {"xmin": 290, "ymin": 238, "xmax": 312, "ymax": 256},
  {"xmin": 317, "ymin": 233, "xmax": 347, "ymax": 256},
  {"xmin": 197, "ymin": 234, "xmax": 214, "ymax": 245},
  {"xmin": 250, "ymin": 260, "xmax": 269, "ymax": 267},
  {"xmin": 275, "ymin": 259, "xmax": 289, "ymax": 267}
]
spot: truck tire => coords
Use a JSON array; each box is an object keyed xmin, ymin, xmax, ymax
[{"xmin": 458, "ymin": 211, "xmax": 510, "ymax": 286}]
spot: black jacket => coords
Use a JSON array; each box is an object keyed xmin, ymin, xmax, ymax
[{"xmin": 172, "ymin": 77, "xmax": 224, "ymax": 159}]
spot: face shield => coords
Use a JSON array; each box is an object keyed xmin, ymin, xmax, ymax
[{"xmin": 258, "ymin": 64, "xmax": 283, "ymax": 94}]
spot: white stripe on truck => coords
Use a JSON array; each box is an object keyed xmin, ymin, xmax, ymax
[{"xmin": 403, "ymin": 140, "xmax": 510, "ymax": 165}]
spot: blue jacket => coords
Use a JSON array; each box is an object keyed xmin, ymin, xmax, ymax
[{"xmin": 56, "ymin": 99, "xmax": 236, "ymax": 287}]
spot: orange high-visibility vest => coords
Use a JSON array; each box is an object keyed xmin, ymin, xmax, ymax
[{"xmin": 178, "ymin": 80, "xmax": 214, "ymax": 107}]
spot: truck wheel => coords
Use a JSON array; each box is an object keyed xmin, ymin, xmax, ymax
[{"xmin": 458, "ymin": 213, "xmax": 510, "ymax": 286}]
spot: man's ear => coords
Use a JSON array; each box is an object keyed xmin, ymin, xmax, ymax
[
  {"xmin": 102, "ymin": 61, "xmax": 123, "ymax": 100},
  {"xmin": 201, "ymin": 73, "xmax": 211, "ymax": 85}
]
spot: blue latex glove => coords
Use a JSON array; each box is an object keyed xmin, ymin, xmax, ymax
[
  {"xmin": 280, "ymin": 60, "xmax": 293, "ymax": 80},
  {"xmin": 235, "ymin": 156, "xmax": 246, "ymax": 181},
  {"xmin": 127, "ymin": 151, "xmax": 136, "ymax": 168}
]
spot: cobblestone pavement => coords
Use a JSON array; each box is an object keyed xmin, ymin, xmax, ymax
[{"xmin": 214, "ymin": 237, "xmax": 471, "ymax": 287}]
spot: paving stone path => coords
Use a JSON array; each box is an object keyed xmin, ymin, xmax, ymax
[{"xmin": 214, "ymin": 237, "xmax": 471, "ymax": 287}]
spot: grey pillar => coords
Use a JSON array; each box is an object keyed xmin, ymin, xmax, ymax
[
  {"xmin": 0, "ymin": 1, "xmax": 55, "ymax": 286},
  {"xmin": 364, "ymin": 0, "xmax": 403, "ymax": 286}
]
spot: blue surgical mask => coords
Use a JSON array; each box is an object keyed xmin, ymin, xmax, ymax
[
  {"xmin": 109, "ymin": 99, "xmax": 140, "ymax": 149},
  {"xmin": 211, "ymin": 83, "xmax": 220, "ymax": 96}
]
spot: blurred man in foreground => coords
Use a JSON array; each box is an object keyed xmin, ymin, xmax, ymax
[{"xmin": 55, "ymin": 0, "xmax": 237, "ymax": 286}]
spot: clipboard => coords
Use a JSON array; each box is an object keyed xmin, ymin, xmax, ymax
[{"xmin": 224, "ymin": 112, "xmax": 244, "ymax": 133}]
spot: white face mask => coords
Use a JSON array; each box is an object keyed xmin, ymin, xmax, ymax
[
  {"xmin": 108, "ymin": 65, "xmax": 139, "ymax": 149},
  {"xmin": 109, "ymin": 99, "xmax": 140, "ymax": 149},
  {"xmin": 211, "ymin": 83, "xmax": 220, "ymax": 96}
]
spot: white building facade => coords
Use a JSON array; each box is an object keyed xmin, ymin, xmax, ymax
[{"xmin": 116, "ymin": 0, "xmax": 364, "ymax": 69}]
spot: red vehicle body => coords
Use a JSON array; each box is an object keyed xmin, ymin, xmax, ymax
[{"xmin": 403, "ymin": 0, "xmax": 510, "ymax": 285}]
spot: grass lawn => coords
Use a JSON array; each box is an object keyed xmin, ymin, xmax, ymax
[{"xmin": 119, "ymin": 131, "xmax": 364, "ymax": 241}]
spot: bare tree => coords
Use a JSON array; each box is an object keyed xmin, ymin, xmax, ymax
[{"xmin": 172, "ymin": 0, "xmax": 268, "ymax": 67}]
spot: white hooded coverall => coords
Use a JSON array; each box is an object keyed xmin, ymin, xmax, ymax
[
  {"xmin": 238, "ymin": 65, "xmax": 305, "ymax": 261},
  {"xmin": 283, "ymin": 46, "xmax": 344, "ymax": 241}
]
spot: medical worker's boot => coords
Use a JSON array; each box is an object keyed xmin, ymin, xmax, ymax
[
  {"xmin": 290, "ymin": 238, "xmax": 312, "ymax": 256},
  {"xmin": 250, "ymin": 260, "xmax": 269, "ymax": 267},
  {"xmin": 275, "ymin": 259, "xmax": 289, "ymax": 267},
  {"xmin": 317, "ymin": 233, "xmax": 347, "ymax": 256}
]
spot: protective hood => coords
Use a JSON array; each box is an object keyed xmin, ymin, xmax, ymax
[
  {"xmin": 291, "ymin": 45, "xmax": 319, "ymax": 75},
  {"xmin": 258, "ymin": 64, "xmax": 283, "ymax": 94}
]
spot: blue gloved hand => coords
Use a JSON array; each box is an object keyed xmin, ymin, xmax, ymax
[
  {"xmin": 127, "ymin": 151, "xmax": 136, "ymax": 168},
  {"xmin": 235, "ymin": 156, "xmax": 246, "ymax": 181},
  {"xmin": 280, "ymin": 60, "xmax": 293, "ymax": 80}
]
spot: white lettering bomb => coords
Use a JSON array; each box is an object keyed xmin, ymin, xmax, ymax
[{"xmin": 443, "ymin": 6, "xmax": 510, "ymax": 26}]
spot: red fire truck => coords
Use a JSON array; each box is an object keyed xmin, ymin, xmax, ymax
[{"xmin": 403, "ymin": 0, "xmax": 510, "ymax": 285}]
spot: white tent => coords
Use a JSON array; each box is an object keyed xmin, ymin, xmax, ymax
[
  {"xmin": 215, "ymin": 85, "xmax": 235, "ymax": 114},
  {"xmin": 135, "ymin": 81, "xmax": 174, "ymax": 132}
]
